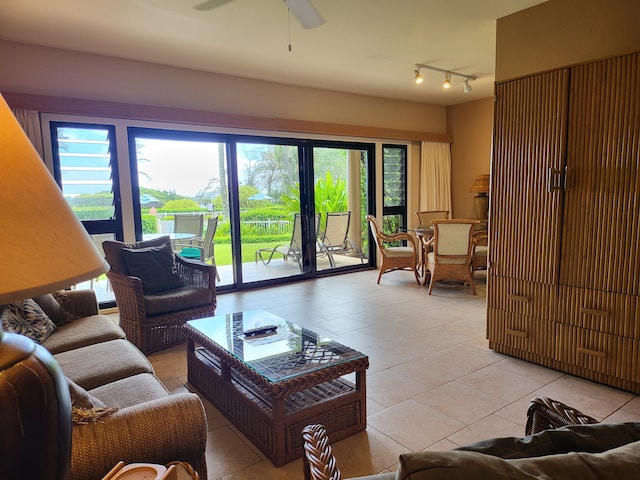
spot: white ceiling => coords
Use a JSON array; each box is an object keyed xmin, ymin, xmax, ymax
[{"xmin": 0, "ymin": 0, "xmax": 547, "ymax": 106}]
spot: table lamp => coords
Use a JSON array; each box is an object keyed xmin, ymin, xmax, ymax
[
  {"xmin": 0, "ymin": 93, "xmax": 109, "ymax": 479},
  {"xmin": 470, "ymin": 174, "xmax": 490, "ymax": 219}
]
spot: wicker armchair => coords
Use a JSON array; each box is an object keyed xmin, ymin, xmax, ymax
[
  {"xmin": 365, "ymin": 215, "xmax": 420, "ymax": 285},
  {"xmin": 103, "ymin": 236, "xmax": 217, "ymax": 354}
]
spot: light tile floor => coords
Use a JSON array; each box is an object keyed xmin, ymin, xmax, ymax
[{"xmin": 147, "ymin": 269, "xmax": 640, "ymax": 480}]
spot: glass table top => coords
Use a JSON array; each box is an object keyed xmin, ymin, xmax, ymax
[{"xmin": 187, "ymin": 310, "xmax": 366, "ymax": 383}]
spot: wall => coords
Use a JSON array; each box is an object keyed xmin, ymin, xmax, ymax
[
  {"xmin": 0, "ymin": 40, "xmax": 446, "ymax": 135},
  {"xmin": 496, "ymin": 0, "xmax": 640, "ymax": 81},
  {"xmin": 446, "ymin": 97, "xmax": 494, "ymax": 218}
]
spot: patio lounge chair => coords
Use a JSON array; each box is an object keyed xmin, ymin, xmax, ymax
[
  {"xmin": 255, "ymin": 213, "xmax": 320, "ymax": 271},
  {"xmin": 317, "ymin": 211, "xmax": 364, "ymax": 267}
]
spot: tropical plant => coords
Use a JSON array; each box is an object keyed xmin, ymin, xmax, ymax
[{"xmin": 280, "ymin": 172, "xmax": 347, "ymax": 229}]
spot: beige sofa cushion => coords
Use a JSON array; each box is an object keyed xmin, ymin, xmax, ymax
[
  {"xmin": 89, "ymin": 373, "xmax": 170, "ymax": 409},
  {"xmin": 54, "ymin": 338, "xmax": 153, "ymax": 390},
  {"xmin": 42, "ymin": 314, "xmax": 125, "ymax": 354},
  {"xmin": 397, "ymin": 439, "xmax": 640, "ymax": 480}
]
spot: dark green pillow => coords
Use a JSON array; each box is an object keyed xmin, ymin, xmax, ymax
[{"xmin": 121, "ymin": 243, "xmax": 183, "ymax": 294}]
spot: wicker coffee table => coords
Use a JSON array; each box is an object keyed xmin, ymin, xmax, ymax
[{"xmin": 184, "ymin": 310, "xmax": 369, "ymax": 466}]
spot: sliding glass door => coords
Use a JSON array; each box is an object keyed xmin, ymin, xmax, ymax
[
  {"xmin": 128, "ymin": 128, "xmax": 374, "ymax": 290},
  {"xmin": 313, "ymin": 145, "xmax": 371, "ymax": 272}
]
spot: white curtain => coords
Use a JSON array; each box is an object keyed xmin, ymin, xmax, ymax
[
  {"xmin": 11, "ymin": 108, "xmax": 44, "ymax": 158},
  {"xmin": 419, "ymin": 141, "xmax": 451, "ymax": 213}
]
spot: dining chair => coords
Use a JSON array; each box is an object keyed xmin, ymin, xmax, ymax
[
  {"xmin": 365, "ymin": 215, "xmax": 420, "ymax": 285},
  {"xmin": 422, "ymin": 219, "xmax": 480, "ymax": 295},
  {"xmin": 414, "ymin": 210, "xmax": 449, "ymax": 229}
]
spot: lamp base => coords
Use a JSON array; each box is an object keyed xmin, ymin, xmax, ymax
[
  {"xmin": 473, "ymin": 193, "xmax": 489, "ymax": 220},
  {"xmin": 0, "ymin": 326, "xmax": 72, "ymax": 479}
]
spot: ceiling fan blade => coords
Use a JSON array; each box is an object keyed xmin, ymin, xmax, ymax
[
  {"xmin": 284, "ymin": 0, "xmax": 325, "ymax": 29},
  {"xmin": 193, "ymin": 0, "xmax": 233, "ymax": 11}
]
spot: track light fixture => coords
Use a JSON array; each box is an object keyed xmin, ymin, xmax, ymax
[
  {"xmin": 414, "ymin": 63, "xmax": 477, "ymax": 93},
  {"xmin": 443, "ymin": 72, "xmax": 452, "ymax": 89}
]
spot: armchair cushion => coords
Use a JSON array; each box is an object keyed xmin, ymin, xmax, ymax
[
  {"xmin": 144, "ymin": 285, "xmax": 213, "ymax": 316},
  {"xmin": 121, "ymin": 243, "xmax": 183, "ymax": 294}
]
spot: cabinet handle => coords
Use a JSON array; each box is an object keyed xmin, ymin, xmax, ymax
[
  {"xmin": 507, "ymin": 294, "xmax": 529, "ymax": 303},
  {"xmin": 580, "ymin": 308, "xmax": 611, "ymax": 318},
  {"xmin": 547, "ymin": 167, "xmax": 563, "ymax": 192},
  {"xmin": 506, "ymin": 328, "xmax": 528, "ymax": 338},
  {"xmin": 577, "ymin": 347, "xmax": 607, "ymax": 359}
]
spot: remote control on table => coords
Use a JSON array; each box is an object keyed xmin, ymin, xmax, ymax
[{"xmin": 243, "ymin": 325, "xmax": 278, "ymax": 337}]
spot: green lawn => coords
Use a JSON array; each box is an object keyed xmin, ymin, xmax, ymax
[{"xmin": 213, "ymin": 242, "xmax": 286, "ymax": 265}]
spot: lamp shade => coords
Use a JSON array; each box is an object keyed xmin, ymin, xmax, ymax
[
  {"xmin": 0, "ymin": 94, "xmax": 108, "ymax": 304},
  {"xmin": 470, "ymin": 174, "xmax": 490, "ymax": 194}
]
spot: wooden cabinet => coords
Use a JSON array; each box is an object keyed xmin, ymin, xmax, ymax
[{"xmin": 488, "ymin": 52, "xmax": 640, "ymax": 393}]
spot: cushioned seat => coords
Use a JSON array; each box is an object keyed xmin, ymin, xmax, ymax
[
  {"xmin": 88, "ymin": 373, "xmax": 171, "ymax": 409},
  {"xmin": 143, "ymin": 285, "xmax": 213, "ymax": 316},
  {"xmin": 54, "ymin": 338, "xmax": 153, "ymax": 390},
  {"xmin": 42, "ymin": 314, "xmax": 125, "ymax": 354}
]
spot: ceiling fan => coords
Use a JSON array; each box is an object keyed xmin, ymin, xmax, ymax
[{"xmin": 193, "ymin": 0, "xmax": 325, "ymax": 29}]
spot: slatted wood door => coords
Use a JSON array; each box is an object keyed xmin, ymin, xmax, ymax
[
  {"xmin": 490, "ymin": 69, "xmax": 570, "ymax": 284},
  {"xmin": 560, "ymin": 53, "xmax": 640, "ymax": 295}
]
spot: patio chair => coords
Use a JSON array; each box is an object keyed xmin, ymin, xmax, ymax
[
  {"xmin": 255, "ymin": 213, "xmax": 320, "ymax": 271},
  {"xmin": 103, "ymin": 235, "xmax": 217, "ymax": 354},
  {"xmin": 173, "ymin": 213, "xmax": 204, "ymax": 246},
  {"xmin": 175, "ymin": 215, "xmax": 221, "ymax": 281},
  {"xmin": 365, "ymin": 214, "xmax": 420, "ymax": 285},
  {"xmin": 317, "ymin": 211, "xmax": 364, "ymax": 267},
  {"xmin": 422, "ymin": 219, "xmax": 480, "ymax": 295}
]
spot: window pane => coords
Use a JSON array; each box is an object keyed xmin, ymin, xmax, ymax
[
  {"xmin": 383, "ymin": 146, "xmax": 406, "ymax": 208},
  {"xmin": 55, "ymin": 127, "xmax": 116, "ymax": 220}
]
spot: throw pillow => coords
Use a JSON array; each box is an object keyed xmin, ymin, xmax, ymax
[
  {"xmin": 121, "ymin": 242, "xmax": 183, "ymax": 294},
  {"xmin": 33, "ymin": 293, "xmax": 71, "ymax": 326},
  {"xmin": 66, "ymin": 377, "xmax": 118, "ymax": 425},
  {"xmin": 67, "ymin": 377, "xmax": 107, "ymax": 409},
  {"xmin": 1, "ymin": 298, "xmax": 56, "ymax": 343},
  {"xmin": 103, "ymin": 235, "xmax": 172, "ymax": 275}
]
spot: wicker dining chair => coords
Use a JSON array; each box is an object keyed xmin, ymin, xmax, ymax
[
  {"xmin": 414, "ymin": 210, "xmax": 449, "ymax": 229},
  {"xmin": 365, "ymin": 215, "xmax": 420, "ymax": 285},
  {"xmin": 422, "ymin": 219, "xmax": 480, "ymax": 295},
  {"xmin": 103, "ymin": 235, "xmax": 217, "ymax": 354}
]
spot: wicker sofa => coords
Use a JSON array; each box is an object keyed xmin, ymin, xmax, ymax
[
  {"xmin": 35, "ymin": 289, "xmax": 208, "ymax": 480},
  {"xmin": 303, "ymin": 397, "xmax": 640, "ymax": 480}
]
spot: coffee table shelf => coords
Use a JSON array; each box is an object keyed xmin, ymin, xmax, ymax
[{"xmin": 184, "ymin": 310, "xmax": 368, "ymax": 466}]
